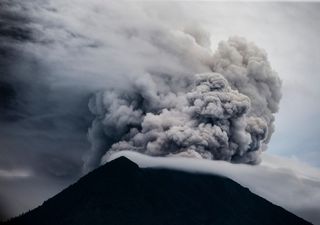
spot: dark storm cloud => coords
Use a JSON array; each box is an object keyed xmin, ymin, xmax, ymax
[
  {"xmin": 0, "ymin": 1, "xmax": 27, "ymax": 119},
  {"xmin": 0, "ymin": 0, "xmax": 92, "ymax": 182},
  {"xmin": 0, "ymin": 2, "xmax": 93, "ymax": 218}
]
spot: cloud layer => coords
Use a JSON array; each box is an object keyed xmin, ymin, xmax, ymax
[{"xmin": 107, "ymin": 151, "xmax": 320, "ymax": 225}]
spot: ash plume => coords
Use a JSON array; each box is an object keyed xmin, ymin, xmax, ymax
[
  {"xmin": 87, "ymin": 36, "xmax": 282, "ymax": 170},
  {"xmin": 0, "ymin": 1, "xmax": 281, "ymax": 173}
]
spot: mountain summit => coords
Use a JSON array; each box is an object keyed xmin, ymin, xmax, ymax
[{"xmin": 5, "ymin": 157, "xmax": 311, "ymax": 225}]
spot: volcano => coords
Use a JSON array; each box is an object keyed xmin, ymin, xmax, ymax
[{"xmin": 4, "ymin": 157, "xmax": 311, "ymax": 225}]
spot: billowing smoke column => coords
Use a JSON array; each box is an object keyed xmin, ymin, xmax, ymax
[
  {"xmin": 1, "ymin": 1, "xmax": 280, "ymax": 172},
  {"xmin": 86, "ymin": 37, "xmax": 281, "ymax": 170}
]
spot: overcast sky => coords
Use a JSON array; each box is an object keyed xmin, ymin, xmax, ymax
[{"xmin": 0, "ymin": 1, "xmax": 319, "ymax": 224}]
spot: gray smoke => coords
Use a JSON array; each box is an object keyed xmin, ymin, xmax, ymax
[
  {"xmin": 0, "ymin": 1, "xmax": 281, "ymax": 173},
  {"xmin": 86, "ymin": 36, "xmax": 281, "ymax": 170}
]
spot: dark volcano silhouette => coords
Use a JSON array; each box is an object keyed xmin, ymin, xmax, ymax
[{"xmin": 4, "ymin": 157, "xmax": 311, "ymax": 225}]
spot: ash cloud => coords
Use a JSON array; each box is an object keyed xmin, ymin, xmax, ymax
[
  {"xmin": 0, "ymin": 1, "xmax": 281, "ymax": 180},
  {"xmin": 90, "ymin": 37, "xmax": 281, "ymax": 170}
]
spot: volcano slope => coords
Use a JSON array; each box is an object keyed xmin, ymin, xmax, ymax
[{"xmin": 4, "ymin": 157, "xmax": 311, "ymax": 225}]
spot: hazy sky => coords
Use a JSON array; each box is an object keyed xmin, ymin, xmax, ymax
[{"xmin": 0, "ymin": 1, "xmax": 319, "ymax": 224}]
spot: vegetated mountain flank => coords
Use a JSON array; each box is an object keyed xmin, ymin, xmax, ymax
[{"xmin": 5, "ymin": 157, "xmax": 311, "ymax": 225}]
